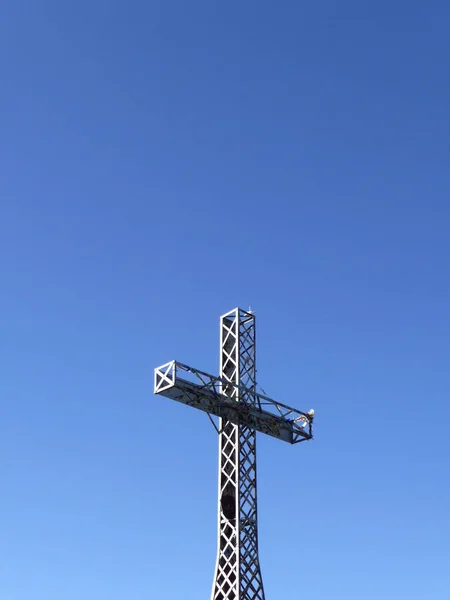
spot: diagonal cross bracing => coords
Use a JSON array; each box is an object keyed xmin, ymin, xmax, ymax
[{"xmin": 211, "ymin": 309, "xmax": 263, "ymax": 600}]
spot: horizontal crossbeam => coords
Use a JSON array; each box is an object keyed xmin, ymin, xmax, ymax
[{"xmin": 154, "ymin": 361, "xmax": 313, "ymax": 444}]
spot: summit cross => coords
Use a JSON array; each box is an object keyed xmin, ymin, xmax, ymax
[{"xmin": 154, "ymin": 308, "xmax": 314, "ymax": 600}]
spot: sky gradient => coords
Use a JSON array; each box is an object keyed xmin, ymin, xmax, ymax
[{"xmin": 1, "ymin": 2, "xmax": 450, "ymax": 599}]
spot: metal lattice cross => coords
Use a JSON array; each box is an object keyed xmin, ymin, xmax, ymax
[{"xmin": 154, "ymin": 308, "xmax": 314, "ymax": 599}]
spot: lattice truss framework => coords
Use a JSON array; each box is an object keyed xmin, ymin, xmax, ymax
[
  {"xmin": 153, "ymin": 361, "xmax": 313, "ymax": 445},
  {"xmin": 153, "ymin": 308, "xmax": 314, "ymax": 600},
  {"xmin": 211, "ymin": 309, "xmax": 264, "ymax": 600}
]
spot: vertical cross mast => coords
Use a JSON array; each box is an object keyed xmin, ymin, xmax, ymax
[{"xmin": 212, "ymin": 308, "xmax": 264, "ymax": 600}]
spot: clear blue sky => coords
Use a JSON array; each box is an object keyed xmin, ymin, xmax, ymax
[{"xmin": 1, "ymin": 2, "xmax": 449, "ymax": 599}]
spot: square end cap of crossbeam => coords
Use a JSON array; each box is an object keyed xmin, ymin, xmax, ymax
[{"xmin": 154, "ymin": 360, "xmax": 176, "ymax": 394}]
